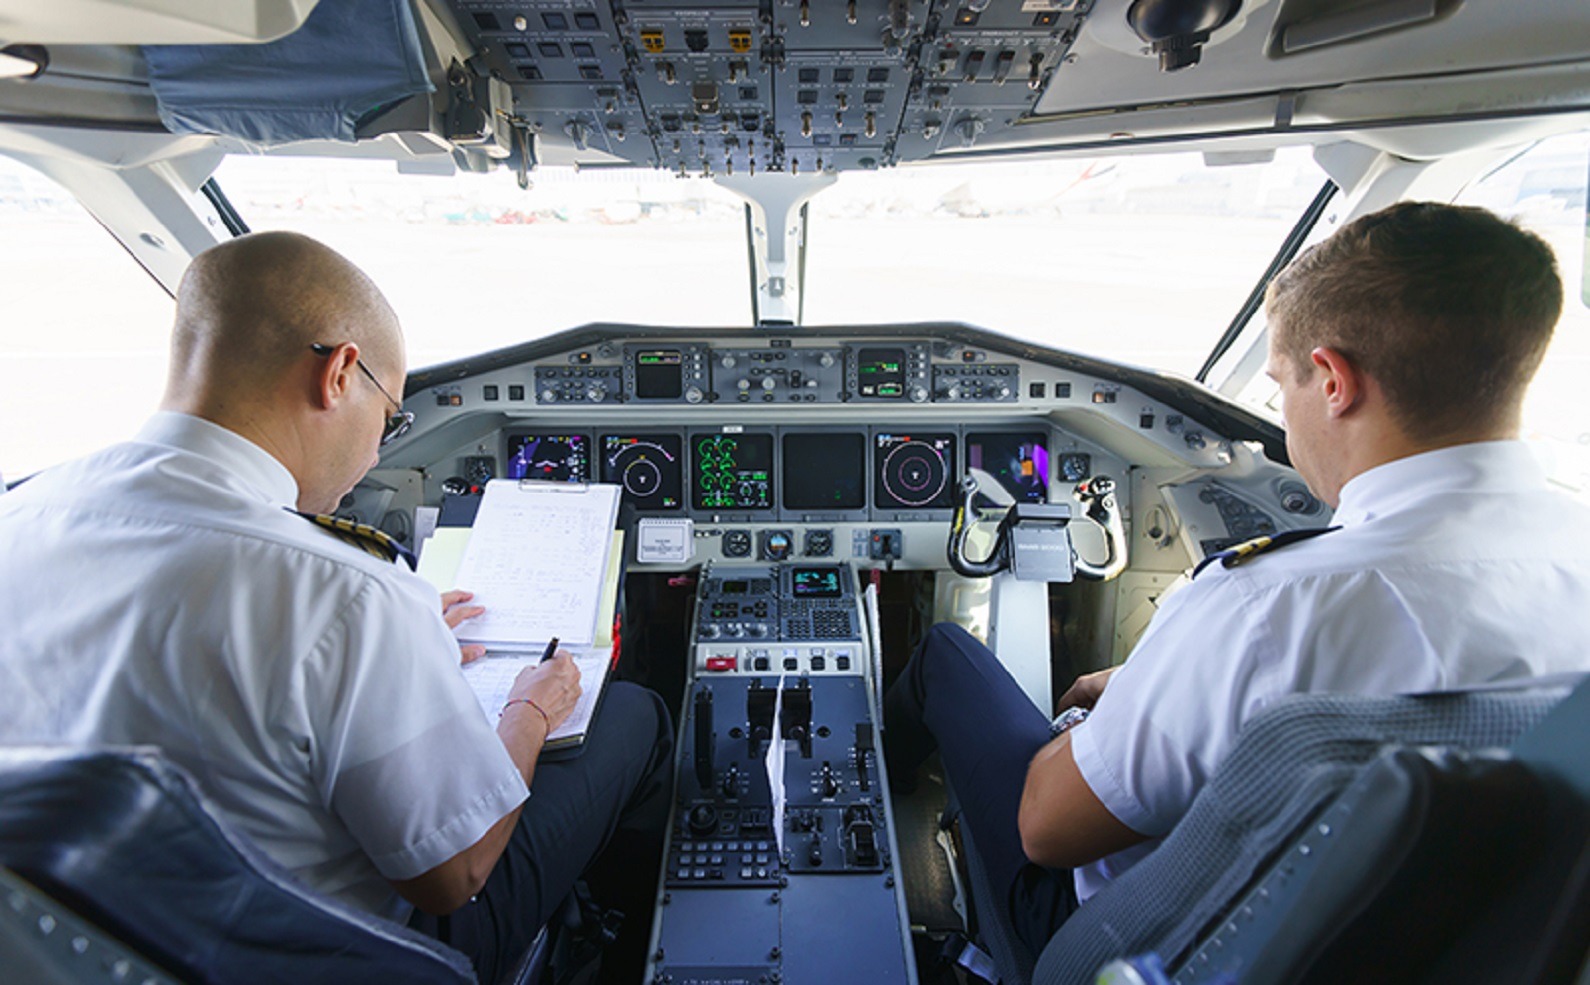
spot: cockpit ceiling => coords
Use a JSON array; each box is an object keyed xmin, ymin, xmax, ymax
[
  {"xmin": 430, "ymin": 0, "xmax": 1590, "ymax": 172},
  {"xmin": 0, "ymin": 0, "xmax": 1588, "ymax": 174}
]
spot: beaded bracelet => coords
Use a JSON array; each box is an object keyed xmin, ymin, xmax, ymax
[{"xmin": 501, "ymin": 697, "xmax": 551, "ymax": 732}]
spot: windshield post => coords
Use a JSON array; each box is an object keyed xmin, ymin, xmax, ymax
[{"xmin": 717, "ymin": 173, "xmax": 836, "ymax": 326}]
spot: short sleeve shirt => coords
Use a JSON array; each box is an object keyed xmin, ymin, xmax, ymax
[
  {"xmin": 1069, "ymin": 441, "xmax": 1590, "ymax": 900},
  {"xmin": 0, "ymin": 413, "xmax": 528, "ymax": 919}
]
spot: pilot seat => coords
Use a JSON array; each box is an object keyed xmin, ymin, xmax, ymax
[
  {"xmin": 952, "ymin": 673, "xmax": 1590, "ymax": 984},
  {"xmin": 0, "ymin": 746, "xmax": 560, "ymax": 985}
]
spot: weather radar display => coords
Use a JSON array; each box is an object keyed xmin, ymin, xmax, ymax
[{"xmin": 874, "ymin": 432, "xmax": 957, "ymax": 510}]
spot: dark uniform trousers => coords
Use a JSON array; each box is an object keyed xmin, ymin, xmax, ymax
[
  {"xmin": 412, "ymin": 681, "xmax": 674, "ymax": 983},
  {"xmin": 884, "ymin": 623, "xmax": 1078, "ymax": 955}
]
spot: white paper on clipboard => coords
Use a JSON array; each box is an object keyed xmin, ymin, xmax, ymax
[{"xmin": 450, "ymin": 480, "xmax": 621, "ymax": 648}]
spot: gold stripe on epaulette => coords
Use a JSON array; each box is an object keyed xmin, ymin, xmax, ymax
[
  {"xmin": 307, "ymin": 513, "xmax": 399, "ymax": 563},
  {"xmin": 1225, "ymin": 535, "xmax": 1274, "ymax": 566}
]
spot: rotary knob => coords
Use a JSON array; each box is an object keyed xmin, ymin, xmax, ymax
[
  {"xmin": 688, "ymin": 804, "xmax": 718, "ymax": 837},
  {"xmin": 701, "ymin": 624, "xmax": 721, "ymax": 639},
  {"xmin": 539, "ymin": 389, "xmax": 558, "ymax": 403},
  {"xmin": 818, "ymin": 352, "xmax": 835, "ymax": 368},
  {"xmin": 761, "ymin": 377, "xmax": 777, "ymax": 391},
  {"xmin": 721, "ymin": 354, "xmax": 737, "ymax": 368},
  {"xmin": 909, "ymin": 386, "xmax": 929, "ymax": 403},
  {"xmin": 585, "ymin": 382, "xmax": 607, "ymax": 402},
  {"xmin": 684, "ymin": 385, "xmax": 704, "ymax": 404}
]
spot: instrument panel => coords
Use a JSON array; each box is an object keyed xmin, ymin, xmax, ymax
[
  {"xmin": 495, "ymin": 425, "xmax": 1060, "ymax": 521},
  {"xmin": 382, "ymin": 326, "xmax": 1291, "ymax": 570}
]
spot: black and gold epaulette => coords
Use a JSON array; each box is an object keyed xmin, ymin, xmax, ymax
[
  {"xmin": 1193, "ymin": 526, "xmax": 1339, "ymax": 579},
  {"xmin": 291, "ymin": 510, "xmax": 418, "ymax": 571}
]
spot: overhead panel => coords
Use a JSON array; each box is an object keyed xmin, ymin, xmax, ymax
[{"xmin": 444, "ymin": 0, "xmax": 1093, "ymax": 174}]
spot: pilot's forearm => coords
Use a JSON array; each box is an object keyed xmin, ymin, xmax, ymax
[
  {"xmin": 390, "ymin": 706, "xmax": 546, "ymax": 915},
  {"xmin": 1018, "ymin": 732, "xmax": 1146, "ymax": 870}
]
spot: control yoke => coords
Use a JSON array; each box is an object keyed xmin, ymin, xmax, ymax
[{"xmin": 947, "ymin": 473, "xmax": 1128, "ymax": 582}]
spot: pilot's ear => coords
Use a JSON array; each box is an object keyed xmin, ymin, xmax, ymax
[
  {"xmin": 1309, "ymin": 346, "xmax": 1362, "ymax": 418},
  {"xmin": 313, "ymin": 342, "xmax": 360, "ymax": 410}
]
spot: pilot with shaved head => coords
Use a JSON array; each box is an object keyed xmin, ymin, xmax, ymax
[
  {"xmin": 0, "ymin": 231, "xmax": 672, "ymax": 982},
  {"xmin": 884, "ymin": 202, "xmax": 1590, "ymax": 956}
]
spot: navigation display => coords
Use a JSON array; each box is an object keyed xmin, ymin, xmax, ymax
[
  {"xmin": 692, "ymin": 432, "xmax": 774, "ymax": 511},
  {"xmin": 600, "ymin": 433, "xmax": 683, "ymax": 510},
  {"xmin": 856, "ymin": 347, "xmax": 906, "ymax": 398},
  {"xmin": 791, "ymin": 567, "xmax": 843, "ymax": 598},
  {"xmin": 782, "ymin": 432, "xmax": 866, "ymax": 511},
  {"xmin": 966, "ymin": 432, "xmax": 1049, "ymax": 505},
  {"xmin": 635, "ymin": 349, "xmax": 683, "ymax": 399},
  {"xmin": 874, "ymin": 432, "xmax": 957, "ymax": 510},
  {"xmin": 505, "ymin": 432, "xmax": 588, "ymax": 482}
]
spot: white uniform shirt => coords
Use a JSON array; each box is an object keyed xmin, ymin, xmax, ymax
[
  {"xmin": 1069, "ymin": 440, "xmax": 1590, "ymax": 901},
  {"xmin": 0, "ymin": 413, "xmax": 528, "ymax": 919}
]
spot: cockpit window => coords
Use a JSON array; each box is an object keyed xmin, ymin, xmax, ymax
[
  {"xmin": 1230, "ymin": 130, "xmax": 1590, "ymax": 500},
  {"xmin": 802, "ymin": 147, "xmax": 1328, "ymax": 376},
  {"xmin": 210, "ymin": 156, "xmax": 755, "ymax": 364},
  {"xmin": 1458, "ymin": 131, "xmax": 1590, "ymax": 498},
  {"xmin": 0, "ymin": 157, "xmax": 174, "ymax": 482}
]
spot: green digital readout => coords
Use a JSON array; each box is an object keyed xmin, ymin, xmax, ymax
[
  {"xmin": 857, "ymin": 346, "xmax": 907, "ymax": 398},
  {"xmin": 692, "ymin": 433, "xmax": 774, "ymax": 510}
]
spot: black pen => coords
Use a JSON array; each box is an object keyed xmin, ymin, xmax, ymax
[{"xmin": 540, "ymin": 637, "xmax": 560, "ymax": 663}]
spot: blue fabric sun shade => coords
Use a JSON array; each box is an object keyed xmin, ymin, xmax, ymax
[{"xmin": 143, "ymin": 0, "xmax": 434, "ymax": 144}]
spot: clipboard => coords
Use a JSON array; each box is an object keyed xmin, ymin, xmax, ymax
[{"xmin": 418, "ymin": 479, "xmax": 625, "ymax": 754}]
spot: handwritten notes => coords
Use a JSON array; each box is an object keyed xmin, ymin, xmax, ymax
[{"xmin": 451, "ymin": 481, "xmax": 620, "ymax": 647}]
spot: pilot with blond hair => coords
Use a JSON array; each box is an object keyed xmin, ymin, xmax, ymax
[{"xmin": 885, "ymin": 201, "xmax": 1590, "ymax": 953}]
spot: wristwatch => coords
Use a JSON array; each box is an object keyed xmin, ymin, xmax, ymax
[{"xmin": 1048, "ymin": 705, "xmax": 1090, "ymax": 737}]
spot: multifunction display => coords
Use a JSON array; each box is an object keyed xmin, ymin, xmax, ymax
[
  {"xmin": 790, "ymin": 567, "xmax": 843, "ymax": 598},
  {"xmin": 505, "ymin": 432, "xmax": 588, "ymax": 482},
  {"xmin": 855, "ymin": 347, "xmax": 906, "ymax": 398},
  {"xmin": 875, "ymin": 432, "xmax": 957, "ymax": 510},
  {"xmin": 782, "ymin": 432, "xmax": 866, "ymax": 512},
  {"xmin": 635, "ymin": 349, "xmax": 684, "ymax": 399},
  {"xmin": 601, "ymin": 433, "xmax": 683, "ymax": 510},
  {"xmin": 693, "ymin": 432, "xmax": 774, "ymax": 511},
  {"xmin": 966, "ymin": 432, "xmax": 1049, "ymax": 505}
]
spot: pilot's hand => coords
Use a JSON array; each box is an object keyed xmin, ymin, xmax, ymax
[
  {"xmin": 1057, "ymin": 666, "xmax": 1118, "ymax": 712},
  {"xmin": 440, "ymin": 590, "xmax": 487, "ymax": 664},
  {"xmin": 507, "ymin": 653, "xmax": 583, "ymax": 732}
]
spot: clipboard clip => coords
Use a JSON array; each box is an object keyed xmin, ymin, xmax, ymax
[{"xmin": 518, "ymin": 478, "xmax": 590, "ymax": 493}]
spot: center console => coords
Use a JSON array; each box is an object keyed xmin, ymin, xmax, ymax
[{"xmin": 647, "ymin": 562, "xmax": 915, "ymax": 984}]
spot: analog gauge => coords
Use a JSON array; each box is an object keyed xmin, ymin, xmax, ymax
[
  {"xmin": 1058, "ymin": 452, "xmax": 1093, "ymax": 483},
  {"xmin": 760, "ymin": 530, "xmax": 793, "ymax": 561},
  {"xmin": 722, "ymin": 530, "xmax": 752, "ymax": 557}
]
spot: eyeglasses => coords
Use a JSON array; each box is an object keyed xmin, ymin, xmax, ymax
[{"xmin": 310, "ymin": 343, "xmax": 415, "ymax": 445}]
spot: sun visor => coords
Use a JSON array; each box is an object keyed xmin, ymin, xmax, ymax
[{"xmin": 142, "ymin": 0, "xmax": 433, "ymax": 144}]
